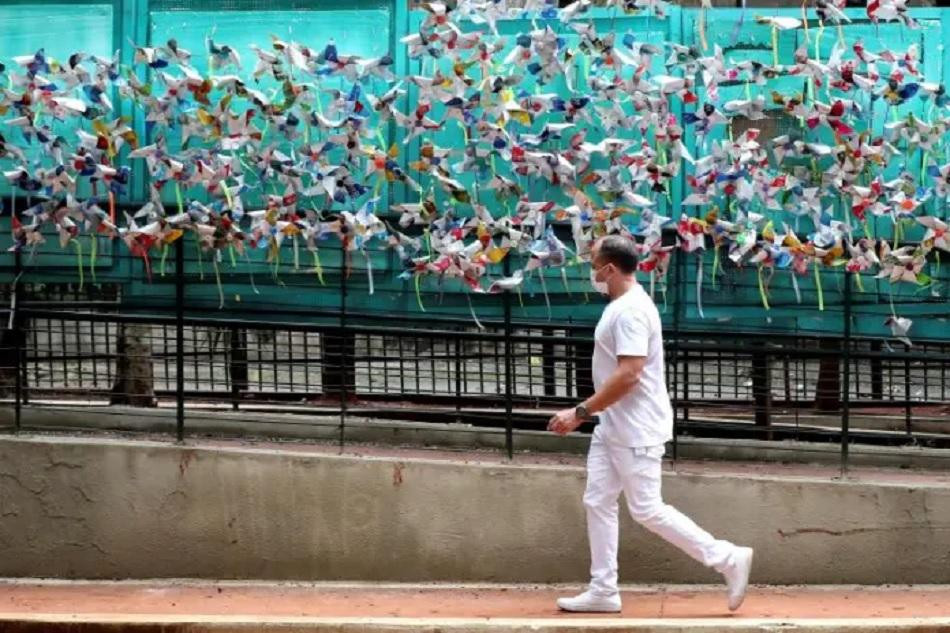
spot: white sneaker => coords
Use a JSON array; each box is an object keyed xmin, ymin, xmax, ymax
[
  {"xmin": 556, "ymin": 590, "xmax": 622, "ymax": 613},
  {"xmin": 723, "ymin": 546, "xmax": 754, "ymax": 611}
]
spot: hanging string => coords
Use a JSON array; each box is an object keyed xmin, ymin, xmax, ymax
[
  {"xmin": 729, "ymin": 0, "xmax": 747, "ymax": 46},
  {"xmin": 212, "ymin": 255, "xmax": 224, "ymax": 309},
  {"xmin": 757, "ymin": 264, "xmax": 770, "ymax": 310},
  {"xmin": 222, "ymin": 181, "xmax": 234, "ymax": 211},
  {"xmin": 560, "ymin": 267, "xmax": 571, "ymax": 297},
  {"xmin": 89, "ymin": 234, "xmax": 98, "ymax": 283},
  {"xmin": 538, "ymin": 268, "xmax": 552, "ymax": 320},
  {"xmin": 312, "ymin": 250, "xmax": 325, "ymax": 285},
  {"xmin": 244, "ymin": 250, "xmax": 260, "ymax": 295},
  {"xmin": 365, "ymin": 250, "xmax": 375, "ymax": 296},
  {"xmin": 698, "ymin": 3, "xmax": 709, "ymax": 51},
  {"xmin": 710, "ymin": 244, "xmax": 720, "ymax": 290},
  {"xmin": 414, "ymin": 273, "xmax": 426, "ymax": 312},
  {"xmin": 801, "ymin": 0, "xmax": 810, "ymax": 44},
  {"xmin": 271, "ymin": 239, "xmax": 283, "ymax": 285},
  {"xmin": 696, "ymin": 253, "xmax": 705, "ymax": 319},
  {"xmin": 771, "ymin": 25, "xmax": 779, "ymax": 68},
  {"xmin": 175, "ymin": 182, "xmax": 184, "ymax": 216},
  {"xmin": 142, "ymin": 251, "xmax": 153, "ymax": 283},
  {"xmin": 466, "ymin": 292, "xmax": 485, "ymax": 330},
  {"xmin": 160, "ymin": 243, "xmax": 169, "ymax": 277},
  {"xmin": 195, "ymin": 235, "xmax": 205, "ymax": 281},
  {"xmin": 73, "ymin": 240, "xmax": 84, "ymax": 291}
]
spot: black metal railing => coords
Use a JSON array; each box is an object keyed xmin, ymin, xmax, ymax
[
  {"xmin": 1, "ymin": 236, "xmax": 949, "ymax": 470},
  {"xmin": 2, "ymin": 300, "xmax": 949, "ymax": 469}
]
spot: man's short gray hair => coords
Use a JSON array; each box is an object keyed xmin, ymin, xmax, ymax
[{"xmin": 596, "ymin": 235, "xmax": 639, "ymax": 274}]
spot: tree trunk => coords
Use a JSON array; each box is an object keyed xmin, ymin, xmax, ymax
[
  {"xmin": 814, "ymin": 338, "xmax": 841, "ymax": 412},
  {"xmin": 322, "ymin": 330, "xmax": 355, "ymax": 399},
  {"xmin": 110, "ymin": 323, "xmax": 156, "ymax": 407},
  {"xmin": 229, "ymin": 328, "xmax": 248, "ymax": 407},
  {"xmin": 752, "ymin": 352, "xmax": 772, "ymax": 432},
  {"xmin": 0, "ymin": 325, "xmax": 24, "ymax": 398}
]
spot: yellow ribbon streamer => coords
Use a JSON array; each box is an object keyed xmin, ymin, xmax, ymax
[
  {"xmin": 757, "ymin": 265, "xmax": 770, "ymax": 310},
  {"xmin": 312, "ymin": 250, "xmax": 325, "ymax": 286}
]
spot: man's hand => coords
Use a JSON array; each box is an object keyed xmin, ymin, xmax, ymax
[{"xmin": 547, "ymin": 407, "xmax": 583, "ymax": 436}]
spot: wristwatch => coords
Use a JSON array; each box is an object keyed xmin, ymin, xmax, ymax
[{"xmin": 575, "ymin": 404, "xmax": 593, "ymax": 422}]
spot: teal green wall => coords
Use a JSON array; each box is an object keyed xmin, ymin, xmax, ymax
[{"xmin": 0, "ymin": 2, "xmax": 948, "ymax": 340}]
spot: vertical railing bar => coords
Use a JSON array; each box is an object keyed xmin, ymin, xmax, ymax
[
  {"xmin": 455, "ymin": 332, "xmax": 462, "ymax": 423},
  {"xmin": 91, "ymin": 318, "xmax": 99, "ymax": 389},
  {"xmin": 503, "ymin": 261, "xmax": 514, "ymax": 459},
  {"xmin": 904, "ymin": 356, "xmax": 913, "ymax": 437},
  {"xmin": 671, "ymin": 250, "xmax": 684, "ymax": 460},
  {"xmin": 304, "ymin": 330, "xmax": 311, "ymax": 395},
  {"xmin": 841, "ymin": 271, "xmax": 852, "ymax": 475},
  {"xmin": 175, "ymin": 236, "xmax": 186, "ymax": 443},
  {"xmin": 13, "ymin": 243, "xmax": 23, "ymax": 433},
  {"xmin": 288, "ymin": 330, "xmax": 295, "ymax": 393},
  {"xmin": 61, "ymin": 319, "xmax": 69, "ymax": 390},
  {"xmin": 339, "ymin": 244, "xmax": 348, "ymax": 452}
]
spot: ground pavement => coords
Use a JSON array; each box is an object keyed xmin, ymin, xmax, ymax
[{"xmin": 1, "ymin": 580, "xmax": 950, "ymax": 632}]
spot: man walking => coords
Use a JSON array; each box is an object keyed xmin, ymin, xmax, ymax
[{"xmin": 548, "ymin": 235, "xmax": 754, "ymax": 613}]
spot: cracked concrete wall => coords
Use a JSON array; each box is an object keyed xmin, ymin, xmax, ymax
[{"xmin": 0, "ymin": 434, "xmax": 948, "ymax": 584}]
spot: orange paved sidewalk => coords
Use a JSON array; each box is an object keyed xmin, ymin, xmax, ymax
[{"xmin": 1, "ymin": 581, "xmax": 949, "ymax": 620}]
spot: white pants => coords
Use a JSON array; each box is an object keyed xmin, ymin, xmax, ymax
[{"xmin": 584, "ymin": 435, "xmax": 737, "ymax": 596}]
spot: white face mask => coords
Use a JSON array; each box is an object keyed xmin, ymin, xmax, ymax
[{"xmin": 590, "ymin": 266, "xmax": 609, "ymax": 295}]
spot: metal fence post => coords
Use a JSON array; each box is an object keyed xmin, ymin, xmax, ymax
[
  {"xmin": 503, "ymin": 257, "xmax": 514, "ymax": 460},
  {"xmin": 542, "ymin": 328, "xmax": 556, "ymax": 399},
  {"xmin": 12, "ymin": 245, "xmax": 23, "ymax": 434},
  {"xmin": 339, "ymin": 241, "xmax": 348, "ymax": 452},
  {"xmin": 841, "ymin": 271, "xmax": 853, "ymax": 474},
  {"xmin": 752, "ymin": 351, "xmax": 773, "ymax": 438},
  {"xmin": 454, "ymin": 333, "xmax": 462, "ymax": 424},
  {"xmin": 671, "ymin": 249, "xmax": 684, "ymax": 460},
  {"xmin": 904, "ymin": 357, "xmax": 912, "ymax": 437},
  {"xmin": 175, "ymin": 236, "xmax": 185, "ymax": 442}
]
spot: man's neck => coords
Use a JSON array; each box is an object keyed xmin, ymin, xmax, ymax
[{"xmin": 608, "ymin": 276, "xmax": 636, "ymax": 300}]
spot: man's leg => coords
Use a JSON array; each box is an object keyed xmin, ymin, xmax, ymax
[
  {"xmin": 557, "ymin": 437, "xmax": 624, "ymax": 612},
  {"xmin": 608, "ymin": 445, "xmax": 753, "ymax": 611},
  {"xmin": 584, "ymin": 437, "xmax": 625, "ymax": 596},
  {"xmin": 610, "ymin": 445, "xmax": 735, "ymax": 573}
]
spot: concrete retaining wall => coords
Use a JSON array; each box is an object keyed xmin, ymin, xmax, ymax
[
  {"xmin": 7, "ymin": 403, "xmax": 950, "ymax": 470},
  {"xmin": 0, "ymin": 434, "xmax": 948, "ymax": 584}
]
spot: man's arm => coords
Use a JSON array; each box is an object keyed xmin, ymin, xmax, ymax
[
  {"xmin": 581, "ymin": 355, "xmax": 646, "ymax": 414},
  {"xmin": 547, "ymin": 355, "xmax": 646, "ymax": 435}
]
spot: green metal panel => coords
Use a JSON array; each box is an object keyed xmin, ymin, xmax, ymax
[
  {"xmin": 0, "ymin": 2, "xmax": 115, "ymax": 200},
  {"xmin": 669, "ymin": 6, "xmax": 949, "ymax": 339},
  {"xmin": 1, "ymin": 2, "xmax": 948, "ymax": 339},
  {"xmin": 147, "ymin": 0, "xmax": 392, "ymax": 209}
]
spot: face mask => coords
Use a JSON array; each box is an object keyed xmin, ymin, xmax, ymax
[{"xmin": 590, "ymin": 266, "xmax": 610, "ymax": 295}]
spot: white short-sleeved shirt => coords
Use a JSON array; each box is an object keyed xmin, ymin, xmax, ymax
[{"xmin": 591, "ymin": 284, "xmax": 673, "ymax": 448}]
